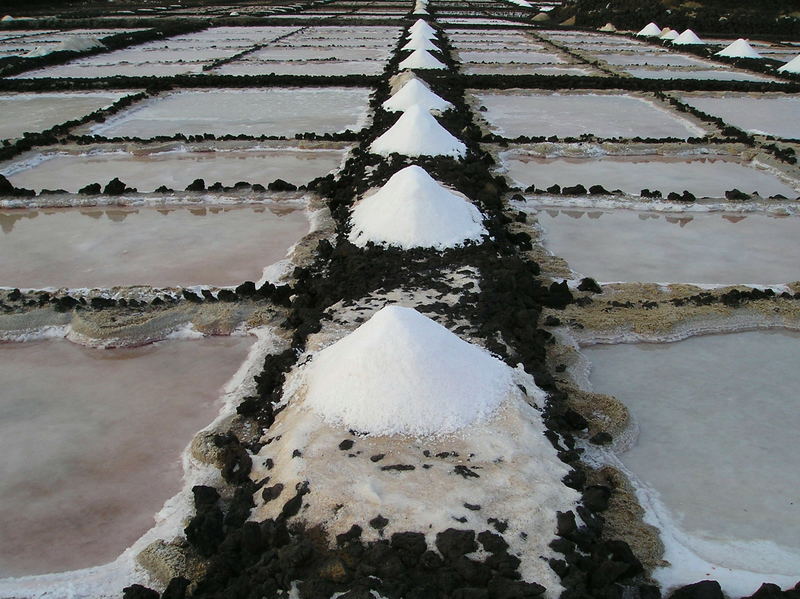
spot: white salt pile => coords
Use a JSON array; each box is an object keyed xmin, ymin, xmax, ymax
[
  {"xmin": 777, "ymin": 55, "xmax": 800, "ymax": 74},
  {"xmin": 303, "ymin": 305, "xmax": 512, "ymax": 437},
  {"xmin": 507, "ymin": 0, "xmax": 533, "ymax": 7},
  {"xmin": 408, "ymin": 19, "xmax": 436, "ymax": 37},
  {"xmin": 1, "ymin": 15, "xmax": 13, "ymax": 22},
  {"xmin": 716, "ymin": 38, "xmax": 762, "ymax": 59},
  {"xmin": 370, "ymin": 105, "xmax": 466, "ymax": 158},
  {"xmin": 348, "ymin": 165, "xmax": 487, "ymax": 250},
  {"xmin": 406, "ymin": 27, "xmax": 437, "ymax": 43},
  {"xmin": 672, "ymin": 29, "xmax": 704, "ymax": 45},
  {"xmin": 660, "ymin": 29, "xmax": 679, "ymax": 40},
  {"xmin": 402, "ymin": 36, "xmax": 440, "ymax": 52},
  {"xmin": 636, "ymin": 22, "xmax": 662, "ymax": 37},
  {"xmin": 598, "ymin": 23, "xmax": 617, "ymax": 32},
  {"xmin": 382, "ymin": 78, "xmax": 453, "ymax": 113},
  {"xmin": 398, "ymin": 48, "xmax": 446, "ymax": 70},
  {"xmin": 25, "ymin": 36, "xmax": 103, "ymax": 58}
]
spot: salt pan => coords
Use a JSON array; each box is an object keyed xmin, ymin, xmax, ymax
[
  {"xmin": 382, "ymin": 78, "xmax": 453, "ymax": 113},
  {"xmin": 303, "ymin": 305, "xmax": 513, "ymax": 437},
  {"xmin": 370, "ymin": 105, "xmax": 466, "ymax": 157},
  {"xmin": 716, "ymin": 38, "xmax": 762, "ymax": 59},
  {"xmin": 348, "ymin": 165, "xmax": 487, "ymax": 249}
]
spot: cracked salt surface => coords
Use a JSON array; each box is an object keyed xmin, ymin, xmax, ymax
[
  {"xmin": 0, "ymin": 204, "xmax": 309, "ymax": 288},
  {"xmin": 0, "ymin": 336, "xmax": 254, "ymax": 577},
  {"xmin": 582, "ymin": 330, "xmax": 800, "ymax": 596},
  {"xmin": 533, "ymin": 207, "xmax": 800, "ymax": 285}
]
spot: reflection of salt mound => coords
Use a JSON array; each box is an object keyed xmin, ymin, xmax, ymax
[
  {"xmin": 408, "ymin": 19, "xmax": 436, "ymax": 37},
  {"xmin": 370, "ymin": 105, "xmax": 466, "ymax": 158},
  {"xmin": 716, "ymin": 38, "xmax": 762, "ymax": 59},
  {"xmin": 382, "ymin": 78, "xmax": 452, "ymax": 113},
  {"xmin": 402, "ymin": 36, "xmax": 439, "ymax": 51},
  {"xmin": 304, "ymin": 306, "xmax": 512, "ymax": 436},
  {"xmin": 636, "ymin": 22, "xmax": 662, "ymax": 37},
  {"xmin": 348, "ymin": 165, "xmax": 486, "ymax": 250},
  {"xmin": 660, "ymin": 29, "xmax": 679, "ymax": 40},
  {"xmin": 399, "ymin": 48, "xmax": 446, "ymax": 70},
  {"xmin": 672, "ymin": 29, "xmax": 703, "ymax": 45},
  {"xmin": 778, "ymin": 55, "xmax": 800, "ymax": 74},
  {"xmin": 598, "ymin": 22, "xmax": 616, "ymax": 32}
]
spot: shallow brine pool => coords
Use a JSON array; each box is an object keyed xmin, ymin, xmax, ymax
[
  {"xmin": 3, "ymin": 145, "xmax": 349, "ymax": 193},
  {"xmin": 584, "ymin": 330, "xmax": 800, "ymax": 595},
  {"xmin": 0, "ymin": 336, "xmax": 254, "ymax": 577},
  {"xmin": 0, "ymin": 93, "xmax": 126, "ymax": 140},
  {"xmin": 89, "ymin": 88, "xmax": 371, "ymax": 138},
  {"xmin": 533, "ymin": 206, "xmax": 800, "ymax": 284},
  {"xmin": 502, "ymin": 152, "xmax": 798, "ymax": 198},
  {"xmin": 0, "ymin": 204, "xmax": 309, "ymax": 288},
  {"xmin": 472, "ymin": 91, "xmax": 705, "ymax": 139},
  {"xmin": 677, "ymin": 94, "xmax": 800, "ymax": 139}
]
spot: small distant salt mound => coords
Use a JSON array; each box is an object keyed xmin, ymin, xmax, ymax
[
  {"xmin": 507, "ymin": 0, "xmax": 533, "ymax": 7},
  {"xmin": 402, "ymin": 36, "xmax": 439, "ymax": 51},
  {"xmin": 1, "ymin": 15, "xmax": 13, "ymax": 22},
  {"xmin": 777, "ymin": 54, "xmax": 800, "ymax": 74},
  {"xmin": 532, "ymin": 12, "xmax": 550, "ymax": 22},
  {"xmin": 716, "ymin": 38, "xmax": 763, "ymax": 59},
  {"xmin": 382, "ymin": 78, "xmax": 453, "ymax": 113},
  {"xmin": 348, "ymin": 165, "xmax": 486, "ymax": 250},
  {"xmin": 408, "ymin": 19, "xmax": 436, "ymax": 37},
  {"xmin": 25, "ymin": 36, "xmax": 104, "ymax": 58},
  {"xmin": 636, "ymin": 22, "xmax": 662, "ymax": 37},
  {"xmin": 229, "ymin": 10, "xmax": 239, "ymax": 15},
  {"xmin": 398, "ymin": 48, "xmax": 446, "ymax": 70},
  {"xmin": 370, "ymin": 105, "xmax": 466, "ymax": 158},
  {"xmin": 660, "ymin": 29, "xmax": 679, "ymax": 40},
  {"xmin": 672, "ymin": 29, "xmax": 704, "ymax": 45},
  {"xmin": 304, "ymin": 306, "xmax": 513, "ymax": 437},
  {"xmin": 598, "ymin": 23, "xmax": 616, "ymax": 32}
]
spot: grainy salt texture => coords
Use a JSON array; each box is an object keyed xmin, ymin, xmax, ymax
[
  {"xmin": 303, "ymin": 306, "xmax": 513, "ymax": 436},
  {"xmin": 370, "ymin": 105, "xmax": 466, "ymax": 158},
  {"xmin": 382, "ymin": 78, "xmax": 453, "ymax": 113},
  {"xmin": 348, "ymin": 165, "xmax": 486, "ymax": 249}
]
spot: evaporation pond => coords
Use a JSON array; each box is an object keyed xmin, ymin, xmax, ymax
[
  {"xmin": 4, "ymin": 145, "xmax": 349, "ymax": 192},
  {"xmin": 0, "ymin": 204, "xmax": 308, "ymax": 288},
  {"xmin": 90, "ymin": 88, "xmax": 370, "ymax": 138},
  {"xmin": 472, "ymin": 91, "xmax": 704, "ymax": 139},
  {"xmin": 0, "ymin": 336, "xmax": 254, "ymax": 576},
  {"xmin": 533, "ymin": 207, "xmax": 800, "ymax": 284},
  {"xmin": 584, "ymin": 330, "xmax": 800, "ymax": 585},
  {"xmin": 502, "ymin": 152, "xmax": 798, "ymax": 198},
  {"xmin": 0, "ymin": 92, "xmax": 125, "ymax": 140},
  {"xmin": 678, "ymin": 94, "xmax": 800, "ymax": 138}
]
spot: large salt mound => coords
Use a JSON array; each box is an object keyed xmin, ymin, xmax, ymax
[
  {"xmin": 382, "ymin": 78, "xmax": 453, "ymax": 113},
  {"xmin": 303, "ymin": 305, "xmax": 512, "ymax": 437},
  {"xmin": 636, "ymin": 22, "xmax": 662, "ymax": 37},
  {"xmin": 408, "ymin": 19, "xmax": 436, "ymax": 37},
  {"xmin": 660, "ymin": 29, "xmax": 679, "ymax": 40},
  {"xmin": 716, "ymin": 38, "xmax": 762, "ymax": 59},
  {"xmin": 402, "ymin": 36, "xmax": 440, "ymax": 52},
  {"xmin": 398, "ymin": 48, "xmax": 446, "ymax": 70},
  {"xmin": 672, "ymin": 29, "xmax": 704, "ymax": 45},
  {"xmin": 348, "ymin": 165, "xmax": 487, "ymax": 250},
  {"xmin": 370, "ymin": 105, "xmax": 466, "ymax": 158},
  {"xmin": 778, "ymin": 55, "xmax": 800, "ymax": 74}
]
